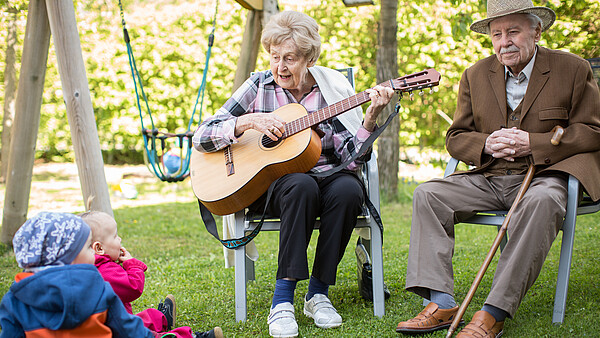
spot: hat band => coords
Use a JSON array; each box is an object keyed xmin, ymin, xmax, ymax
[{"xmin": 491, "ymin": 8, "xmax": 530, "ymax": 17}]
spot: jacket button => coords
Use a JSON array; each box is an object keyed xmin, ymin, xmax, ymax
[
  {"xmin": 544, "ymin": 158, "xmax": 551, "ymax": 164},
  {"xmin": 506, "ymin": 170, "xmax": 512, "ymax": 175}
]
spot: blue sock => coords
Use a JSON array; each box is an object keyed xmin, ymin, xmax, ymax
[
  {"xmin": 306, "ymin": 276, "xmax": 329, "ymax": 301},
  {"xmin": 482, "ymin": 304, "xmax": 508, "ymax": 322},
  {"xmin": 430, "ymin": 290, "xmax": 456, "ymax": 309},
  {"xmin": 271, "ymin": 279, "xmax": 297, "ymax": 309}
]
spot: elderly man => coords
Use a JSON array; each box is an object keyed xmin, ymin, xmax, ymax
[{"xmin": 395, "ymin": 0, "xmax": 600, "ymax": 337}]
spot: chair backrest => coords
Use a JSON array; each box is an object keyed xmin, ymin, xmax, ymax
[
  {"xmin": 336, "ymin": 67, "xmax": 355, "ymax": 89},
  {"xmin": 587, "ymin": 58, "xmax": 600, "ymax": 89}
]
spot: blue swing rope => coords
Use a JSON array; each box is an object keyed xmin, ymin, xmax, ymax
[{"xmin": 118, "ymin": 0, "xmax": 219, "ymax": 182}]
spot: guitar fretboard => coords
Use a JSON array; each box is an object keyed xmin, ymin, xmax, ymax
[{"xmin": 283, "ymin": 82, "xmax": 394, "ymax": 138}]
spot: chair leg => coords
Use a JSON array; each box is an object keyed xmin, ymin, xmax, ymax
[
  {"xmin": 369, "ymin": 224, "xmax": 385, "ymax": 317},
  {"xmin": 552, "ymin": 176, "xmax": 579, "ymax": 324},
  {"xmin": 234, "ymin": 212, "xmax": 248, "ymax": 322}
]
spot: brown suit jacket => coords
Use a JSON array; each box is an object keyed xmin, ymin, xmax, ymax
[{"xmin": 446, "ymin": 46, "xmax": 600, "ymax": 201}]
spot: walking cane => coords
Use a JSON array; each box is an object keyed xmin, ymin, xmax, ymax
[{"xmin": 445, "ymin": 125, "xmax": 565, "ymax": 338}]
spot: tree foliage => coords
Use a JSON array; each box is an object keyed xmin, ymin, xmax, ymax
[{"xmin": 0, "ymin": 0, "xmax": 598, "ymax": 164}]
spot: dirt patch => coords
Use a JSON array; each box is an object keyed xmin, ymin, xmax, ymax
[
  {"xmin": 0, "ymin": 161, "xmax": 443, "ymax": 219},
  {"xmin": 0, "ymin": 162, "xmax": 196, "ymax": 218}
]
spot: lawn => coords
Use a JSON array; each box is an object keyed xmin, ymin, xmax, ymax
[{"xmin": 1, "ymin": 176, "xmax": 599, "ymax": 337}]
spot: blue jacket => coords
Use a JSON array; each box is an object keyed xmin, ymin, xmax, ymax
[{"xmin": 0, "ymin": 264, "xmax": 154, "ymax": 337}]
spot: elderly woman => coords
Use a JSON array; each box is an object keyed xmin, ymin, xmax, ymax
[{"xmin": 193, "ymin": 11, "xmax": 393, "ymax": 338}]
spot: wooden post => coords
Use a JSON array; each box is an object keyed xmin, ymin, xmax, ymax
[
  {"xmin": 262, "ymin": 0, "xmax": 279, "ymax": 25},
  {"xmin": 1, "ymin": 8, "xmax": 18, "ymax": 183},
  {"xmin": 232, "ymin": 10, "xmax": 262, "ymax": 92},
  {"xmin": 232, "ymin": 0, "xmax": 279, "ymax": 93},
  {"xmin": 1, "ymin": 0, "xmax": 51, "ymax": 245},
  {"xmin": 45, "ymin": 0, "xmax": 113, "ymax": 217}
]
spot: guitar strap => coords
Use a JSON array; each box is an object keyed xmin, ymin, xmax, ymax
[{"xmin": 198, "ymin": 100, "xmax": 401, "ymax": 249}]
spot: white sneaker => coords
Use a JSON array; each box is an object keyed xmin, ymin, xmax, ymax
[
  {"xmin": 267, "ymin": 302, "xmax": 298, "ymax": 337},
  {"xmin": 303, "ymin": 294, "xmax": 342, "ymax": 329}
]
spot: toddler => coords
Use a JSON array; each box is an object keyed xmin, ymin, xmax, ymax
[
  {"xmin": 0, "ymin": 211, "xmax": 154, "ymax": 337},
  {"xmin": 80, "ymin": 210, "xmax": 222, "ymax": 338}
]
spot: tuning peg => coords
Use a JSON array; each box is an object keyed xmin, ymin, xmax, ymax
[
  {"xmin": 419, "ymin": 90, "xmax": 424, "ymax": 96},
  {"xmin": 399, "ymin": 92, "xmax": 404, "ymax": 100},
  {"xmin": 430, "ymin": 88, "xmax": 434, "ymax": 94},
  {"xmin": 410, "ymin": 91, "xmax": 414, "ymax": 100}
]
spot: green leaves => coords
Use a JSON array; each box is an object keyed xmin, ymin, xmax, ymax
[{"xmin": 1, "ymin": 0, "xmax": 598, "ymax": 163}]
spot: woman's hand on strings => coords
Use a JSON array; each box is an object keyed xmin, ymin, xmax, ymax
[{"xmin": 235, "ymin": 113, "xmax": 287, "ymax": 141}]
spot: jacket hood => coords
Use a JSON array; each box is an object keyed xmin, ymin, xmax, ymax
[{"xmin": 8, "ymin": 264, "xmax": 110, "ymax": 330}]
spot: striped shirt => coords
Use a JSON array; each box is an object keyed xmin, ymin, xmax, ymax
[{"xmin": 193, "ymin": 70, "xmax": 372, "ymax": 173}]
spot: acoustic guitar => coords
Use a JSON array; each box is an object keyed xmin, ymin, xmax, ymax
[{"xmin": 191, "ymin": 69, "xmax": 441, "ymax": 215}]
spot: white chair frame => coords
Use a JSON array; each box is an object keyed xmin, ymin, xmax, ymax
[{"xmin": 444, "ymin": 157, "xmax": 600, "ymax": 323}]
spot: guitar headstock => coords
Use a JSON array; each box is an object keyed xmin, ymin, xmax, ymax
[{"xmin": 390, "ymin": 69, "xmax": 441, "ymax": 94}]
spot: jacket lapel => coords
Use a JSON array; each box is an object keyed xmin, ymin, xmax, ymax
[
  {"xmin": 489, "ymin": 59, "xmax": 508, "ymax": 123},
  {"xmin": 521, "ymin": 46, "xmax": 550, "ymax": 120}
]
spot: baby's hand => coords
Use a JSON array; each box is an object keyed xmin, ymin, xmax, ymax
[{"xmin": 119, "ymin": 247, "xmax": 133, "ymax": 262}]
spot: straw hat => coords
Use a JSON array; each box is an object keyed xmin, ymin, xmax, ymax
[{"xmin": 470, "ymin": 0, "xmax": 556, "ymax": 34}]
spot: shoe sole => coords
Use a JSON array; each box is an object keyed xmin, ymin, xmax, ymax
[
  {"xmin": 303, "ymin": 308, "xmax": 342, "ymax": 329},
  {"xmin": 395, "ymin": 320, "xmax": 464, "ymax": 334},
  {"xmin": 269, "ymin": 329, "xmax": 298, "ymax": 338}
]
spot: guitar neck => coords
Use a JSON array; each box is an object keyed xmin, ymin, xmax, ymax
[
  {"xmin": 281, "ymin": 68, "xmax": 441, "ymax": 138},
  {"xmin": 283, "ymin": 82, "xmax": 392, "ymax": 138}
]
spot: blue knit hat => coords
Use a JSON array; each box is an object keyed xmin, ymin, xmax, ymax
[{"xmin": 13, "ymin": 212, "xmax": 91, "ymax": 271}]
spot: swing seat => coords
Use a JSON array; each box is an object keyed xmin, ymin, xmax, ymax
[{"xmin": 141, "ymin": 128, "xmax": 195, "ymax": 182}]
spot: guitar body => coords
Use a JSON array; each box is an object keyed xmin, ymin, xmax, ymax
[{"xmin": 191, "ymin": 103, "xmax": 322, "ymax": 215}]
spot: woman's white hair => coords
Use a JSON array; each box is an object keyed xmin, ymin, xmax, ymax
[{"xmin": 261, "ymin": 11, "xmax": 321, "ymax": 65}]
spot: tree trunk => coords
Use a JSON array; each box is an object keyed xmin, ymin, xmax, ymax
[
  {"xmin": 1, "ymin": 8, "xmax": 18, "ymax": 183},
  {"xmin": 376, "ymin": 0, "xmax": 399, "ymax": 201}
]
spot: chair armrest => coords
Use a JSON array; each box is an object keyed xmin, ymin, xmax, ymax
[{"xmin": 444, "ymin": 157, "xmax": 460, "ymax": 178}]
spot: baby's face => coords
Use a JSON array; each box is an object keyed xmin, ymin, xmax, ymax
[
  {"xmin": 98, "ymin": 218, "xmax": 123, "ymax": 262},
  {"xmin": 72, "ymin": 233, "xmax": 95, "ymax": 265}
]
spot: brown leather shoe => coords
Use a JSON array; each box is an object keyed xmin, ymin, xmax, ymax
[
  {"xmin": 456, "ymin": 310, "xmax": 504, "ymax": 337},
  {"xmin": 396, "ymin": 302, "xmax": 463, "ymax": 334}
]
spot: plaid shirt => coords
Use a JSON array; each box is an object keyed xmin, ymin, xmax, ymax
[{"xmin": 193, "ymin": 70, "xmax": 372, "ymax": 173}]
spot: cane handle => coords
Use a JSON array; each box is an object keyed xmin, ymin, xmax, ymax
[{"xmin": 551, "ymin": 126, "xmax": 565, "ymax": 146}]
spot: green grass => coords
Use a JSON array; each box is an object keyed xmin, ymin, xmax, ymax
[{"xmin": 1, "ymin": 182, "xmax": 599, "ymax": 337}]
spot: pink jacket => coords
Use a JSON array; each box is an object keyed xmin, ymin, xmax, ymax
[{"xmin": 95, "ymin": 254, "xmax": 148, "ymax": 314}]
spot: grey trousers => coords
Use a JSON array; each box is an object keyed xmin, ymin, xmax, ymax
[{"xmin": 405, "ymin": 173, "xmax": 568, "ymax": 317}]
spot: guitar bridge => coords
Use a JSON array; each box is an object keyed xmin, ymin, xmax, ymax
[{"xmin": 224, "ymin": 146, "xmax": 235, "ymax": 176}]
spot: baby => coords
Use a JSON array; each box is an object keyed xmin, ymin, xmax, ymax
[
  {"xmin": 80, "ymin": 210, "xmax": 222, "ymax": 338},
  {"xmin": 0, "ymin": 211, "xmax": 154, "ymax": 337}
]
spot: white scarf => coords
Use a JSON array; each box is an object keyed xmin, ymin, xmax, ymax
[{"xmin": 308, "ymin": 66, "xmax": 364, "ymax": 135}]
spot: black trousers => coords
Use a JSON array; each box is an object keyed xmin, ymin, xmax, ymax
[{"xmin": 249, "ymin": 171, "xmax": 364, "ymax": 285}]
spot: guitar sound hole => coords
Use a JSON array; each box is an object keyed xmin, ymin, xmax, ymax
[{"xmin": 261, "ymin": 135, "xmax": 282, "ymax": 149}]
